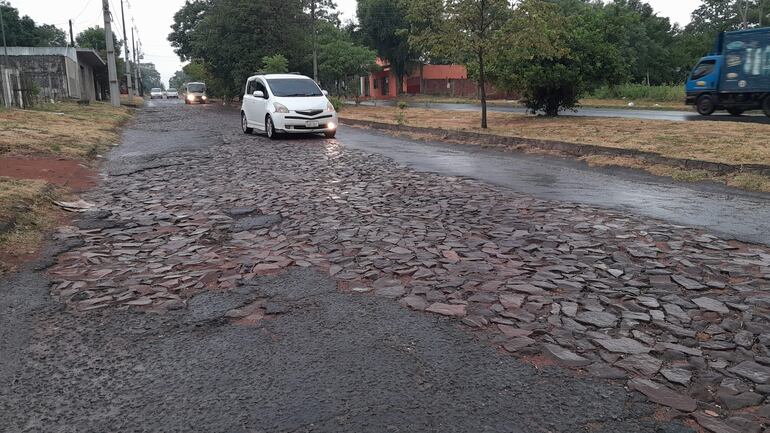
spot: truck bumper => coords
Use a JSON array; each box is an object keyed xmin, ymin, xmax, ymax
[{"xmin": 685, "ymin": 95, "xmax": 697, "ymax": 106}]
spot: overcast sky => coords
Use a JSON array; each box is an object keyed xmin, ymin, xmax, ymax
[{"xmin": 11, "ymin": 0, "xmax": 702, "ymax": 86}]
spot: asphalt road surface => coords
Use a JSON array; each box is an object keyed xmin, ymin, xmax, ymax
[
  {"xmin": 6, "ymin": 99, "xmax": 770, "ymax": 432},
  {"xmin": 355, "ymin": 100, "xmax": 770, "ymax": 124}
]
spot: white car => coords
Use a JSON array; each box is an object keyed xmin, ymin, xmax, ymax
[
  {"xmin": 150, "ymin": 88, "xmax": 164, "ymax": 99},
  {"xmin": 240, "ymin": 74, "xmax": 337, "ymax": 139},
  {"xmin": 166, "ymin": 88, "xmax": 179, "ymax": 99}
]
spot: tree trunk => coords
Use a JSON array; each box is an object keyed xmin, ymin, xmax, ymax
[
  {"xmin": 311, "ymin": 0, "xmax": 318, "ymax": 82},
  {"xmin": 478, "ymin": 49, "xmax": 487, "ymax": 129},
  {"xmin": 419, "ymin": 63, "xmax": 425, "ymax": 95}
]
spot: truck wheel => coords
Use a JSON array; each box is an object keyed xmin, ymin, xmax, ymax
[
  {"xmin": 727, "ymin": 108, "xmax": 745, "ymax": 116},
  {"xmin": 763, "ymin": 97, "xmax": 770, "ymax": 118},
  {"xmin": 696, "ymin": 95, "xmax": 715, "ymax": 116}
]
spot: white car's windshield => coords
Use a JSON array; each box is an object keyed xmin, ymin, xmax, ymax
[
  {"xmin": 151, "ymin": 88, "xmax": 161, "ymax": 92},
  {"xmin": 267, "ymin": 78, "xmax": 322, "ymax": 97},
  {"xmin": 187, "ymin": 84, "xmax": 205, "ymax": 93},
  {"xmin": 168, "ymin": 88, "xmax": 177, "ymax": 92}
]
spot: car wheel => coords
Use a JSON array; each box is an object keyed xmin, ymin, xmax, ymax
[
  {"xmin": 763, "ymin": 97, "xmax": 770, "ymax": 118},
  {"xmin": 324, "ymin": 130, "xmax": 336, "ymax": 139},
  {"xmin": 266, "ymin": 116, "xmax": 278, "ymax": 140},
  {"xmin": 727, "ymin": 107, "xmax": 745, "ymax": 116},
  {"xmin": 696, "ymin": 95, "xmax": 715, "ymax": 116},
  {"xmin": 241, "ymin": 112, "xmax": 253, "ymax": 134}
]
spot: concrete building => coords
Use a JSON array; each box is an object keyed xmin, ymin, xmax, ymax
[{"xmin": 2, "ymin": 47, "xmax": 106, "ymax": 102}]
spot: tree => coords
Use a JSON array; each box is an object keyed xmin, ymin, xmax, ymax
[
  {"xmin": 260, "ymin": 54, "xmax": 289, "ymax": 74},
  {"xmin": 408, "ymin": 0, "xmax": 511, "ymax": 128},
  {"xmin": 302, "ymin": 0, "xmax": 339, "ymax": 81},
  {"xmin": 489, "ymin": 0, "xmax": 626, "ymax": 115},
  {"xmin": 76, "ymin": 26, "xmax": 122, "ymax": 57},
  {"xmin": 168, "ymin": 0, "xmax": 210, "ymax": 61},
  {"xmin": 0, "ymin": 1, "xmax": 66, "ymax": 47},
  {"xmin": 318, "ymin": 39, "xmax": 377, "ymax": 95},
  {"xmin": 168, "ymin": 0, "xmax": 306, "ymax": 99},
  {"xmin": 138, "ymin": 63, "xmax": 162, "ymax": 93},
  {"xmin": 357, "ymin": 0, "xmax": 414, "ymax": 96},
  {"xmin": 169, "ymin": 69, "xmax": 192, "ymax": 89}
]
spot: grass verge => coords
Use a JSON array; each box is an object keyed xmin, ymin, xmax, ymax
[
  {"xmin": 1, "ymin": 101, "xmax": 133, "ymax": 159},
  {"xmin": 0, "ymin": 177, "xmax": 59, "ymax": 274},
  {"xmin": 340, "ymin": 106, "xmax": 770, "ymax": 193},
  {"xmin": 0, "ymin": 101, "xmax": 135, "ymax": 273},
  {"xmin": 341, "ymin": 106, "xmax": 770, "ymax": 166},
  {"xmin": 357, "ymin": 94, "xmax": 688, "ymax": 111},
  {"xmin": 581, "ymin": 156, "xmax": 770, "ymax": 193}
]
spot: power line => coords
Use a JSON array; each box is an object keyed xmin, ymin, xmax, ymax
[{"xmin": 74, "ymin": 0, "xmax": 95, "ymax": 21}]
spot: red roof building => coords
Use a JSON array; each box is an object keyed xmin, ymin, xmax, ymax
[{"xmin": 360, "ymin": 59, "xmax": 515, "ymax": 100}]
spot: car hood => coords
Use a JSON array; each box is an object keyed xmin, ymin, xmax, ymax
[{"xmin": 273, "ymin": 96, "xmax": 328, "ymax": 112}]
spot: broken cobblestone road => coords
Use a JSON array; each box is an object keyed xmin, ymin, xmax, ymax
[{"xmin": 3, "ymin": 99, "xmax": 770, "ymax": 432}]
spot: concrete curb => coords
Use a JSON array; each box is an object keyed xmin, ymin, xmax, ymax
[{"xmin": 340, "ymin": 118, "xmax": 770, "ymax": 177}]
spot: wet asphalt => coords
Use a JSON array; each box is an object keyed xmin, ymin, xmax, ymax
[
  {"xmin": 0, "ymin": 98, "xmax": 729, "ymax": 433},
  {"xmin": 354, "ymin": 100, "xmax": 770, "ymax": 124},
  {"xmin": 336, "ymin": 127, "xmax": 770, "ymax": 246}
]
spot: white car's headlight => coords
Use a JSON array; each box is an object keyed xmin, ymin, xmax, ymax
[
  {"xmin": 201, "ymin": 95, "xmax": 208, "ymax": 100},
  {"xmin": 187, "ymin": 94, "xmax": 194, "ymax": 100},
  {"xmin": 273, "ymin": 102, "xmax": 289, "ymax": 113},
  {"xmin": 327, "ymin": 101, "xmax": 335, "ymax": 112}
]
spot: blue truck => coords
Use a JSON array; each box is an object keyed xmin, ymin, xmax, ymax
[{"xmin": 686, "ymin": 27, "xmax": 770, "ymax": 117}]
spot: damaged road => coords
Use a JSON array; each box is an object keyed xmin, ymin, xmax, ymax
[{"xmin": 7, "ymin": 99, "xmax": 770, "ymax": 432}]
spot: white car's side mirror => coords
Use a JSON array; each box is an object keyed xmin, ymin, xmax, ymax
[
  {"xmin": 253, "ymin": 90, "xmax": 265, "ymax": 98},
  {"xmin": 322, "ymin": 90, "xmax": 329, "ymax": 96}
]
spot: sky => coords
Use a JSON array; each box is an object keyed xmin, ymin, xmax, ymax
[{"xmin": 11, "ymin": 0, "xmax": 702, "ymax": 86}]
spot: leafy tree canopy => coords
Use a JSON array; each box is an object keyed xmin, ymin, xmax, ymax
[
  {"xmin": 138, "ymin": 62, "xmax": 163, "ymax": 93},
  {"xmin": 76, "ymin": 26, "xmax": 122, "ymax": 58},
  {"xmin": 0, "ymin": 1, "xmax": 67, "ymax": 47},
  {"xmin": 260, "ymin": 54, "xmax": 289, "ymax": 74},
  {"xmin": 357, "ymin": 0, "xmax": 415, "ymax": 93}
]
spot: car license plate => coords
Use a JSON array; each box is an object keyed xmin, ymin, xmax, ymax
[{"xmin": 305, "ymin": 121, "xmax": 319, "ymax": 128}]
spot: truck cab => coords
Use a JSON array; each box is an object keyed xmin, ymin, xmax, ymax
[
  {"xmin": 685, "ymin": 27, "xmax": 770, "ymax": 117},
  {"xmin": 685, "ymin": 56, "xmax": 721, "ymax": 107}
]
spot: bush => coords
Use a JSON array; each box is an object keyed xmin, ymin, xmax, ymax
[
  {"xmin": 591, "ymin": 84, "xmax": 684, "ymax": 102},
  {"xmin": 328, "ymin": 96, "xmax": 344, "ymax": 112}
]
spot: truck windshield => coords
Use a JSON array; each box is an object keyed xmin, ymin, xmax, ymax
[
  {"xmin": 187, "ymin": 84, "xmax": 205, "ymax": 93},
  {"xmin": 691, "ymin": 60, "xmax": 716, "ymax": 80},
  {"xmin": 266, "ymin": 78, "xmax": 322, "ymax": 97}
]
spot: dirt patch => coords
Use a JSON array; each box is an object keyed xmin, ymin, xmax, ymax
[{"xmin": 0, "ymin": 156, "xmax": 98, "ymax": 192}]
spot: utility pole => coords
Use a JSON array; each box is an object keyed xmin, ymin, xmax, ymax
[
  {"xmin": 120, "ymin": 0, "xmax": 134, "ymax": 104},
  {"xmin": 102, "ymin": 0, "xmax": 120, "ymax": 107},
  {"xmin": 137, "ymin": 37, "xmax": 143, "ymax": 94},
  {"xmin": 0, "ymin": 4, "xmax": 9, "ymax": 69},
  {"xmin": 69, "ymin": 20, "xmax": 75, "ymax": 46},
  {"xmin": 311, "ymin": 0, "xmax": 317, "ymax": 83},
  {"xmin": 132, "ymin": 27, "xmax": 141, "ymax": 96}
]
